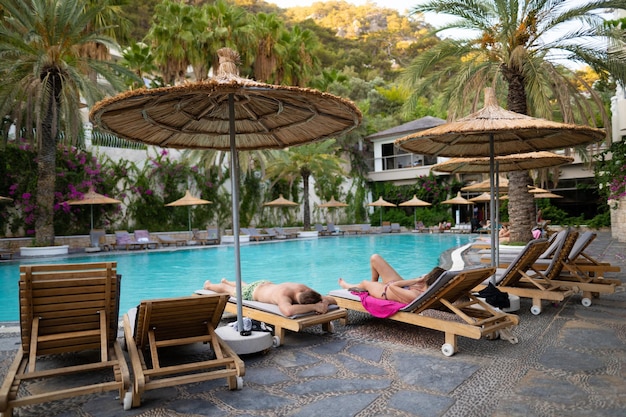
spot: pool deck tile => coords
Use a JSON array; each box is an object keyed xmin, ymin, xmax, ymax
[{"xmin": 0, "ymin": 231, "xmax": 625, "ymax": 417}]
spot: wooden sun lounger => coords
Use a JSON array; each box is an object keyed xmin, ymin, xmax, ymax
[
  {"xmin": 195, "ymin": 290, "xmax": 348, "ymax": 346},
  {"xmin": 122, "ymin": 294, "xmax": 244, "ymax": 409},
  {"xmin": 329, "ymin": 267, "xmax": 519, "ymax": 357},
  {"xmin": 474, "ymin": 232, "xmax": 578, "ymax": 315},
  {"xmin": 481, "ymin": 230, "xmax": 622, "ymax": 308},
  {"xmin": 0, "ymin": 262, "xmax": 130, "ymax": 416}
]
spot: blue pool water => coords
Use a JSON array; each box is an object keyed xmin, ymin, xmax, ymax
[{"xmin": 0, "ymin": 233, "xmax": 472, "ymax": 322}]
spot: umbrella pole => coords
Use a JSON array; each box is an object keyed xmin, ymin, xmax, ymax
[
  {"xmin": 489, "ymin": 134, "xmax": 497, "ymax": 277},
  {"xmin": 188, "ymin": 206, "xmax": 192, "ymax": 239},
  {"xmin": 228, "ymin": 94, "xmax": 244, "ymax": 334},
  {"xmin": 90, "ymin": 205, "xmax": 94, "ymax": 231}
]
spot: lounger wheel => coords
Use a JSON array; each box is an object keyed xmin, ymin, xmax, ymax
[
  {"xmin": 236, "ymin": 376, "xmax": 244, "ymax": 390},
  {"xmin": 123, "ymin": 389, "xmax": 133, "ymax": 410},
  {"xmin": 581, "ymin": 297, "xmax": 592, "ymax": 307},
  {"xmin": 441, "ymin": 343, "xmax": 455, "ymax": 357},
  {"xmin": 272, "ymin": 336, "xmax": 281, "ymax": 347},
  {"xmin": 530, "ymin": 305, "xmax": 542, "ymax": 315}
]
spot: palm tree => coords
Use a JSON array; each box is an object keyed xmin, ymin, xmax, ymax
[
  {"xmin": 403, "ymin": 0, "xmax": 626, "ymax": 242},
  {"xmin": 0, "ymin": 0, "xmax": 137, "ymax": 245},
  {"xmin": 251, "ymin": 12, "xmax": 285, "ymax": 83},
  {"xmin": 265, "ymin": 140, "xmax": 345, "ymax": 230}
]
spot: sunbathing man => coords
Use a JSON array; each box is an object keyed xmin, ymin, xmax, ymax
[
  {"xmin": 203, "ymin": 279, "xmax": 337, "ymax": 316},
  {"xmin": 338, "ymin": 254, "xmax": 446, "ymax": 304}
]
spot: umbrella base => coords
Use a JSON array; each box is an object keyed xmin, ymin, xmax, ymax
[{"xmin": 215, "ymin": 326, "xmax": 274, "ymax": 355}]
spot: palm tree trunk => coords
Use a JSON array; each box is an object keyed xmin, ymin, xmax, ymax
[
  {"xmin": 35, "ymin": 74, "xmax": 60, "ymax": 246},
  {"xmin": 505, "ymin": 67, "xmax": 535, "ymax": 242}
]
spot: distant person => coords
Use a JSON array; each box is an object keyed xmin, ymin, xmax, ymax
[
  {"xmin": 203, "ymin": 279, "xmax": 336, "ymax": 316},
  {"xmin": 337, "ymin": 254, "xmax": 446, "ymax": 304},
  {"xmin": 499, "ymin": 224, "xmax": 511, "ymax": 243},
  {"xmin": 471, "ymin": 216, "xmax": 481, "ymax": 233}
]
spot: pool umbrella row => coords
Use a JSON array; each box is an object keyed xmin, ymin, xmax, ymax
[
  {"xmin": 397, "ymin": 87, "xmax": 602, "ymax": 269},
  {"xmin": 90, "ymin": 47, "xmax": 362, "ymax": 336}
]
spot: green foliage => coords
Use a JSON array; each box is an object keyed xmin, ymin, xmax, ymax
[
  {"xmin": 587, "ymin": 211, "xmax": 611, "ymax": 229},
  {"xmin": 594, "ymin": 139, "xmax": 626, "ymax": 202}
]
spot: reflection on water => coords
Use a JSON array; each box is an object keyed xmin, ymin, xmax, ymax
[{"xmin": 0, "ymin": 233, "xmax": 471, "ymax": 321}]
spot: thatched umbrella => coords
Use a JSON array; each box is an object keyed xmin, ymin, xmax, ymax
[
  {"xmin": 263, "ymin": 194, "xmax": 298, "ymax": 226},
  {"xmin": 433, "ymin": 151, "xmax": 574, "ymax": 174},
  {"xmin": 368, "ymin": 197, "xmax": 396, "ymax": 225},
  {"xmin": 165, "ymin": 190, "xmax": 212, "ymax": 238},
  {"xmin": 461, "ymin": 177, "xmax": 509, "ymax": 193},
  {"xmin": 399, "ymin": 195, "xmax": 431, "ymax": 226},
  {"xmin": 64, "ymin": 187, "xmax": 121, "ymax": 230},
  {"xmin": 397, "ymin": 88, "xmax": 602, "ymax": 266},
  {"xmin": 90, "ymin": 47, "xmax": 361, "ymax": 335},
  {"xmin": 441, "ymin": 192, "xmax": 474, "ymax": 225},
  {"xmin": 0, "ymin": 196, "xmax": 12, "ymax": 203},
  {"xmin": 318, "ymin": 196, "xmax": 348, "ymax": 224}
]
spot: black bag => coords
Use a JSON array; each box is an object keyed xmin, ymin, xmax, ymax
[{"xmin": 477, "ymin": 282, "xmax": 510, "ymax": 309}]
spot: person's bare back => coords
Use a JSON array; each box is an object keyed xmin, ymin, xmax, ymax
[
  {"xmin": 254, "ymin": 282, "xmax": 336, "ymax": 316},
  {"xmin": 203, "ymin": 279, "xmax": 336, "ymax": 316}
]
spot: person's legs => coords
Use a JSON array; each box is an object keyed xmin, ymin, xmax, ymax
[
  {"xmin": 370, "ymin": 254, "xmax": 403, "ymax": 283},
  {"xmin": 338, "ymin": 277, "xmax": 386, "ymax": 297},
  {"xmin": 203, "ymin": 278, "xmax": 238, "ymax": 296}
]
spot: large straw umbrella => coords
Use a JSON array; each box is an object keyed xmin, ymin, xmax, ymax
[
  {"xmin": 368, "ymin": 197, "xmax": 396, "ymax": 225},
  {"xmin": 64, "ymin": 187, "xmax": 121, "ymax": 230},
  {"xmin": 263, "ymin": 194, "xmax": 298, "ymax": 226},
  {"xmin": 397, "ymin": 88, "xmax": 602, "ymax": 267},
  {"xmin": 398, "ymin": 195, "xmax": 431, "ymax": 226},
  {"xmin": 90, "ymin": 48, "xmax": 361, "ymax": 335},
  {"xmin": 318, "ymin": 196, "xmax": 348, "ymax": 224},
  {"xmin": 0, "ymin": 196, "xmax": 12, "ymax": 203},
  {"xmin": 165, "ymin": 190, "xmax": 212, "ymax": 238}
]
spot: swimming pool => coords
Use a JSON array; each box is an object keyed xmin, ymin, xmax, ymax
[{"xmin": 0, "ymin": 233, "xmax": 472, "ymax": 322}]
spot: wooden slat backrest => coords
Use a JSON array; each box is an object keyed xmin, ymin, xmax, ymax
[
  {"xmin": 19, "ymin": 262, "xmax": 120, "ymax": 355},
  {"xmin": 498, "ymin": 239, "xmax": 550, "ymax": 286},
  {"xmin": 134, "ymin": 295, "xmax": 228, "ymax": 350},
  {"xmin": 415, "ymin": 267, "xmax": 496, "ymax": 313},
  {"xmin": 545, "ymin": 230, "xmax": 578, "ymax": 280}
]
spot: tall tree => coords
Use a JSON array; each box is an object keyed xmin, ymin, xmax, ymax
[
  {"xmin": 0, "ymin": 0, "xmax": 137, "ymax": 245},
  {"xmin": 265, "ymin": 140, "xmax": 345, "ymax": 230},
  {"xmin": 403, "ymin": 0, "xmax": 626, "ymax": 242}
]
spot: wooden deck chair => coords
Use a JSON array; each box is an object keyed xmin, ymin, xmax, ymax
[
  {"xmin": 275, "ymin": 227, "xmax": 298, "ymax": 239},
  {"xmin": 533, "ymin": 231, "xmax": 622, "ymax": 306},
  {"xmin": 195, "ymin": 290, "xmax": 348, "ymax": 347},
  {"xmin": 122, "ymin": 294, "xmax": 244, "ymax": 409},
  {"xmin": 0, "ymin": 262, "xmax": 130, "ymax": 416},
  {"xmin": 206, "ymin": 226, "xmax": 221, "ymax": 244},
  {"xmin": 327, "ymin": 223, "xmax": 345, "ymax": 235},
  {"xmin": 314, "ymin": 223, "xmax": 332, "ymax": 236},
  {"xmin": 157, "ymin": 234, "xmax": 186, "ymax": 247},
  {"xmin": 478, "ymin": 230, "xmax": 579, "ymax": 315},
  {"xmin": 133, "ymin": 230, "xmax": 159, "ymax": 249},
  {"xmin": 329, "ymin": 267, "xmax": 519, "ymax": 357}
]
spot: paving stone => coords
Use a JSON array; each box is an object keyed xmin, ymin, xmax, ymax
[{"xmin": 388, "ymin": 390, "xmax": 455, "ymax": 416}]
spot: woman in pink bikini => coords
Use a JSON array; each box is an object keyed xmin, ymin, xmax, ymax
[{"xmin": 338, "ymin": 254, "xmax": 445, "ymax": 304}]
